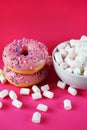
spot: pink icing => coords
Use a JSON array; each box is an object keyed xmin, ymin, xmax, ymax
[
  {"xmin": 4, "ymin": 65, "xmax": 49, "ymax": 86},
  {"xmin": 3, "ymin": 38, "xmax": 48, "ymax": 73}
]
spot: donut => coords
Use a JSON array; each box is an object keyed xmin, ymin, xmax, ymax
[
  {"xmin": 3, "ymin": 65, "xmax": 49, "ymax": 87},
  {"xmin": 3, "ymin": 38, "xmax": 48, "ymax": 74}
]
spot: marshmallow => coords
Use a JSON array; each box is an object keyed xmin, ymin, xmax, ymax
[
  {"xmin": 59, "ymin": 49, "xmax": 67, "ymax": 58},
  {"xmin": 0, "ymin": 89, "xmax": 9, "ymax": 98},
  {"xmin": 80, "ymin": 35, "xmax": 87, "ymax": 42},
  {"xmin": 83, "ymin": 70, "xmax": 87, "ymax": 76},
  {"xmin": 32, "ymin": 85, "xmax": 40, "ymax": 93},
  {"xmin": 67, "ymin": 59, "xmax": 81, "ymax": 68},
  {"xmin": 43, "ymin": 91, "xmax": 54, "ymax": 99},
  {"xmin": 20, "ymin": 88, "xmax": 30, "ymax": 95},
  {"xmin": 32, "ymin": 92, "xmax": 42, "ymax": 100},
  {"xmin": 57, "ymin": 80, "xmax": 66, "ymax": 89},
  {"xmin": 12, "ymin": 99, "xmax": 23, "ymax": 108},
  {"xmin": 66, "ymin": 48, "xmax": 75, "ymax": 59},
  {"xmin": 0, "ymin": 102, "xmax": 3, "ymax": 109},
  {"xmin": 60, "ymin": 62, "xmax": 68, "ymax": 69},
  {"xmin": 73, "ymin": 67, "xmax": 81, "ymax": 75},
  {"xmin": 75, "ymin": 55, "xmax": 86, "ymax": 65},
  {"xmin": 0, "ymin": 75, "xmax": 7, "ymax": 84},
  {"xmin": 54, "ymin": 52, "xmax": 63, "ymax": 64},
  {"xmin": 68, "ymin": 86, "xmax": 77, "ymax": 96},
  {"xmin": 64, "ymin": 99, "xmax": 72, "ymax": 110},
  {"xmin": 64, "ymin": 44, "xmax": 71, "ymax": 52},
  {"xmin": 9, "ymin": 90, "xmax": 17, "ymax": 100},
  {"xmin": 65, "ymin": 67, "xmax": 73, "ymax": 73},
  {"xmin": 70, "ymin": 39, "xmax": 77, "ymax": 47},
  {"xmin": 57, "ymin": 43, "xmax": 67, "ymax": 51},
  {"xmin": 32, "ymin": 112, "xmax": 41, "ymax": 123},
  {"xmin": 0, "ymin": 69, "xmax": 3, "ymax": 75},
  {"xmin": 36, "ymin": 103, "xmax": 48, "ymax": 112},
  {"xmin": 41, "ymin": 84, "xmax": 50, "ymax": 92}
]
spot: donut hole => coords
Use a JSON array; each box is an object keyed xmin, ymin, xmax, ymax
[{"xmin": 21, "ymin": 49, "xmax": 28, "ymax": 56}]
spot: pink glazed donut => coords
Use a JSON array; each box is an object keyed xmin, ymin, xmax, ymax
[
  {"xmin": 3, "ymin": 65, "xmax": 49, "ymax": 87},
  {"xmin": 3, "ymin": 38, "xmax": 49, "ymax": 74}
]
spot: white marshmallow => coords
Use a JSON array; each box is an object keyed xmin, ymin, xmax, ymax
[
  {"xmin": 12, "ymin": 99, "xmax": 23, "ymax": 108},
  {"xmin": 80, "ymin": 35, "xmax": 87, "ymax": 42},
  {"xmin": 32, "ymin": 112, "xmax": 41, "ymax": 123},
  {"xmin": 57, "ymin": 80, "xmax": 66, "ymax": 89},
  {"xmin": 68, "ymin": 86, "xmax": 77, "ymax": 96},
  {"xmin": 0, "ymin": 102, "xmax": 3, "ymax": 109},
  {"xmin": 0, "ymin": 89, "xmax": 9, "ymax": 98},
  {"xmin": 43, "ymin": 91, "xmax": 54, "ymax": 99},
  {"xmin": 66, "ymin": 48, "xmax": 75, "ymax": 59},
  {"xmin": 20, "ymin": 88, "xmax": 30, "ymax": 95},
  {"xmin": 32, "ymin": 85, "xmax": 40, "ymax": 93},
  {"xmin": 36, "ymin": 103, "xmax": 48, "ymax": 112},
  {"xmin": 54, "ymin": 52, "xmax": 63, "ymax": 64},
  {"xmin": 78, "ymin": 49, "xmax": 87, "ymax": 58},
  {"xmin": 0, "ymin": 69, "xmax": 3, "ymax": 75},
  {"xmin": 65, "ymin": 67, "xmax": 73, "ymax": 73},
  {"xmin": 64, "ymin": 44, "xmax": 71, "ymax": 52},
  {"xmin": 60, "ymin": 62, "xmax": 68, "ymax": 69},
  {"xmin": 57, "ymin": 43, "xmax": 67, "ymax": 51},
  {"xmin": 9, "ymin": 90, "xmax": 17, "ymax": 100},
  {"xmin": 67, "ymin": 59, "xmax": 81, "ymax": 68},
  {"xmin": 59, "ymin": 49, "xmax": 67, "ymax": 58},
  {"xmin": 75, "ymin": 55, "xmax": 86, "ymax": 65},
  {"xmin": 0, "ymin": 75, "xmax": 7, "ymax": 84},
  {"xmin": 70, "ymin": 39, "xmax": 77, "ymax": 47},
  {"xmin": 73, "ymin": 67, "xmax": 81, "ymax": 75},
  {"xmin": 83, "ymin": 70, "xmax": 87, "ymax": 76},
  {"xmin": 41, "ymin": 84, "xmax": 50, "ymax": 92},
  {"xmin": 32, "ymin": 92, "xmax": 42, "ymax": 100},
  {"xmin": 64, "ymin": 99, "xmax": 72, "ymax": 110}
]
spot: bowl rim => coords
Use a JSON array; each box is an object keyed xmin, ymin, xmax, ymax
[{"xmin": 52, "ymin": 41, "xmax": 87, "ymax": 79}]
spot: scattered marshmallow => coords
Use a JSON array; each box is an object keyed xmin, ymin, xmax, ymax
[
  {"xmin": 43, "ymin": 91, "xmax": 54, "ymax": 99},
  {"xmin": 0, "ymin": 102, "xmax": 3, "ymax": 109},
  {"xmin": 20, "ymin": 88, "xmax": 30, "ymax": 95},
  {"xmin": 32, "ymin": 92, "xmax": 42, "ymax": 100},
  {"xmin": 12, "ymin": 99, "xmax": 23, "ymax": 108},
  {"xmin": 68, "ymin": 86, "xmax": 77, "ymax": 96},
  {"xmin": 57, "ymin": 80, "xmax": 66, "ymax": 89},
  {"xmin": 36, "ymin": 103, "xmax": 48, "ymax": 112},
  {"xmin": 32, "ymin": 112, "xmax": 41, "ymax": 123},
  {"xmin": 0, "ymin": 69, "xmax": 3, "ymax": 75},
  {"xmin": 41, "ymin": 84, "xmax": 50, "ymax": 92},
  {"xmin": 0, "ymin": 89, "xmax": 9, "ymax": 98},
  {"xmin": 32, "ymin": 85, "xmax": 40, "ymax": 93},
  {"xmin": 9, "ymin": 90, "xmax": 17, "ymax": 100},
  {"xmin": 64, "ymin": 99, "xmax": 72, "ymax": 110},
  {"xmin": 0, "ymin": 75, "xmax": 7, "ymax": 84}
]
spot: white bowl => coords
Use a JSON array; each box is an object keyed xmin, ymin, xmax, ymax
[{"xmin": 52, "ymin": 41, "xmax": 87, "ymax": 90}]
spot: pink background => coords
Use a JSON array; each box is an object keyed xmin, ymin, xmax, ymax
[{"xmin": 0, "ymin": 0, "xmax": 87, "ymax": 130}]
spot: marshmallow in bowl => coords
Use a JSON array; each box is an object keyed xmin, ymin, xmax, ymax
[{"xmin": 54, "ymin": 35, "xmax": 87, "ymax": 76}]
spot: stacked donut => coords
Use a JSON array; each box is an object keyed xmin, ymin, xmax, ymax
[{"xmin": 2, "ymin": 38, "xmax": 50, "ymax": 87}]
